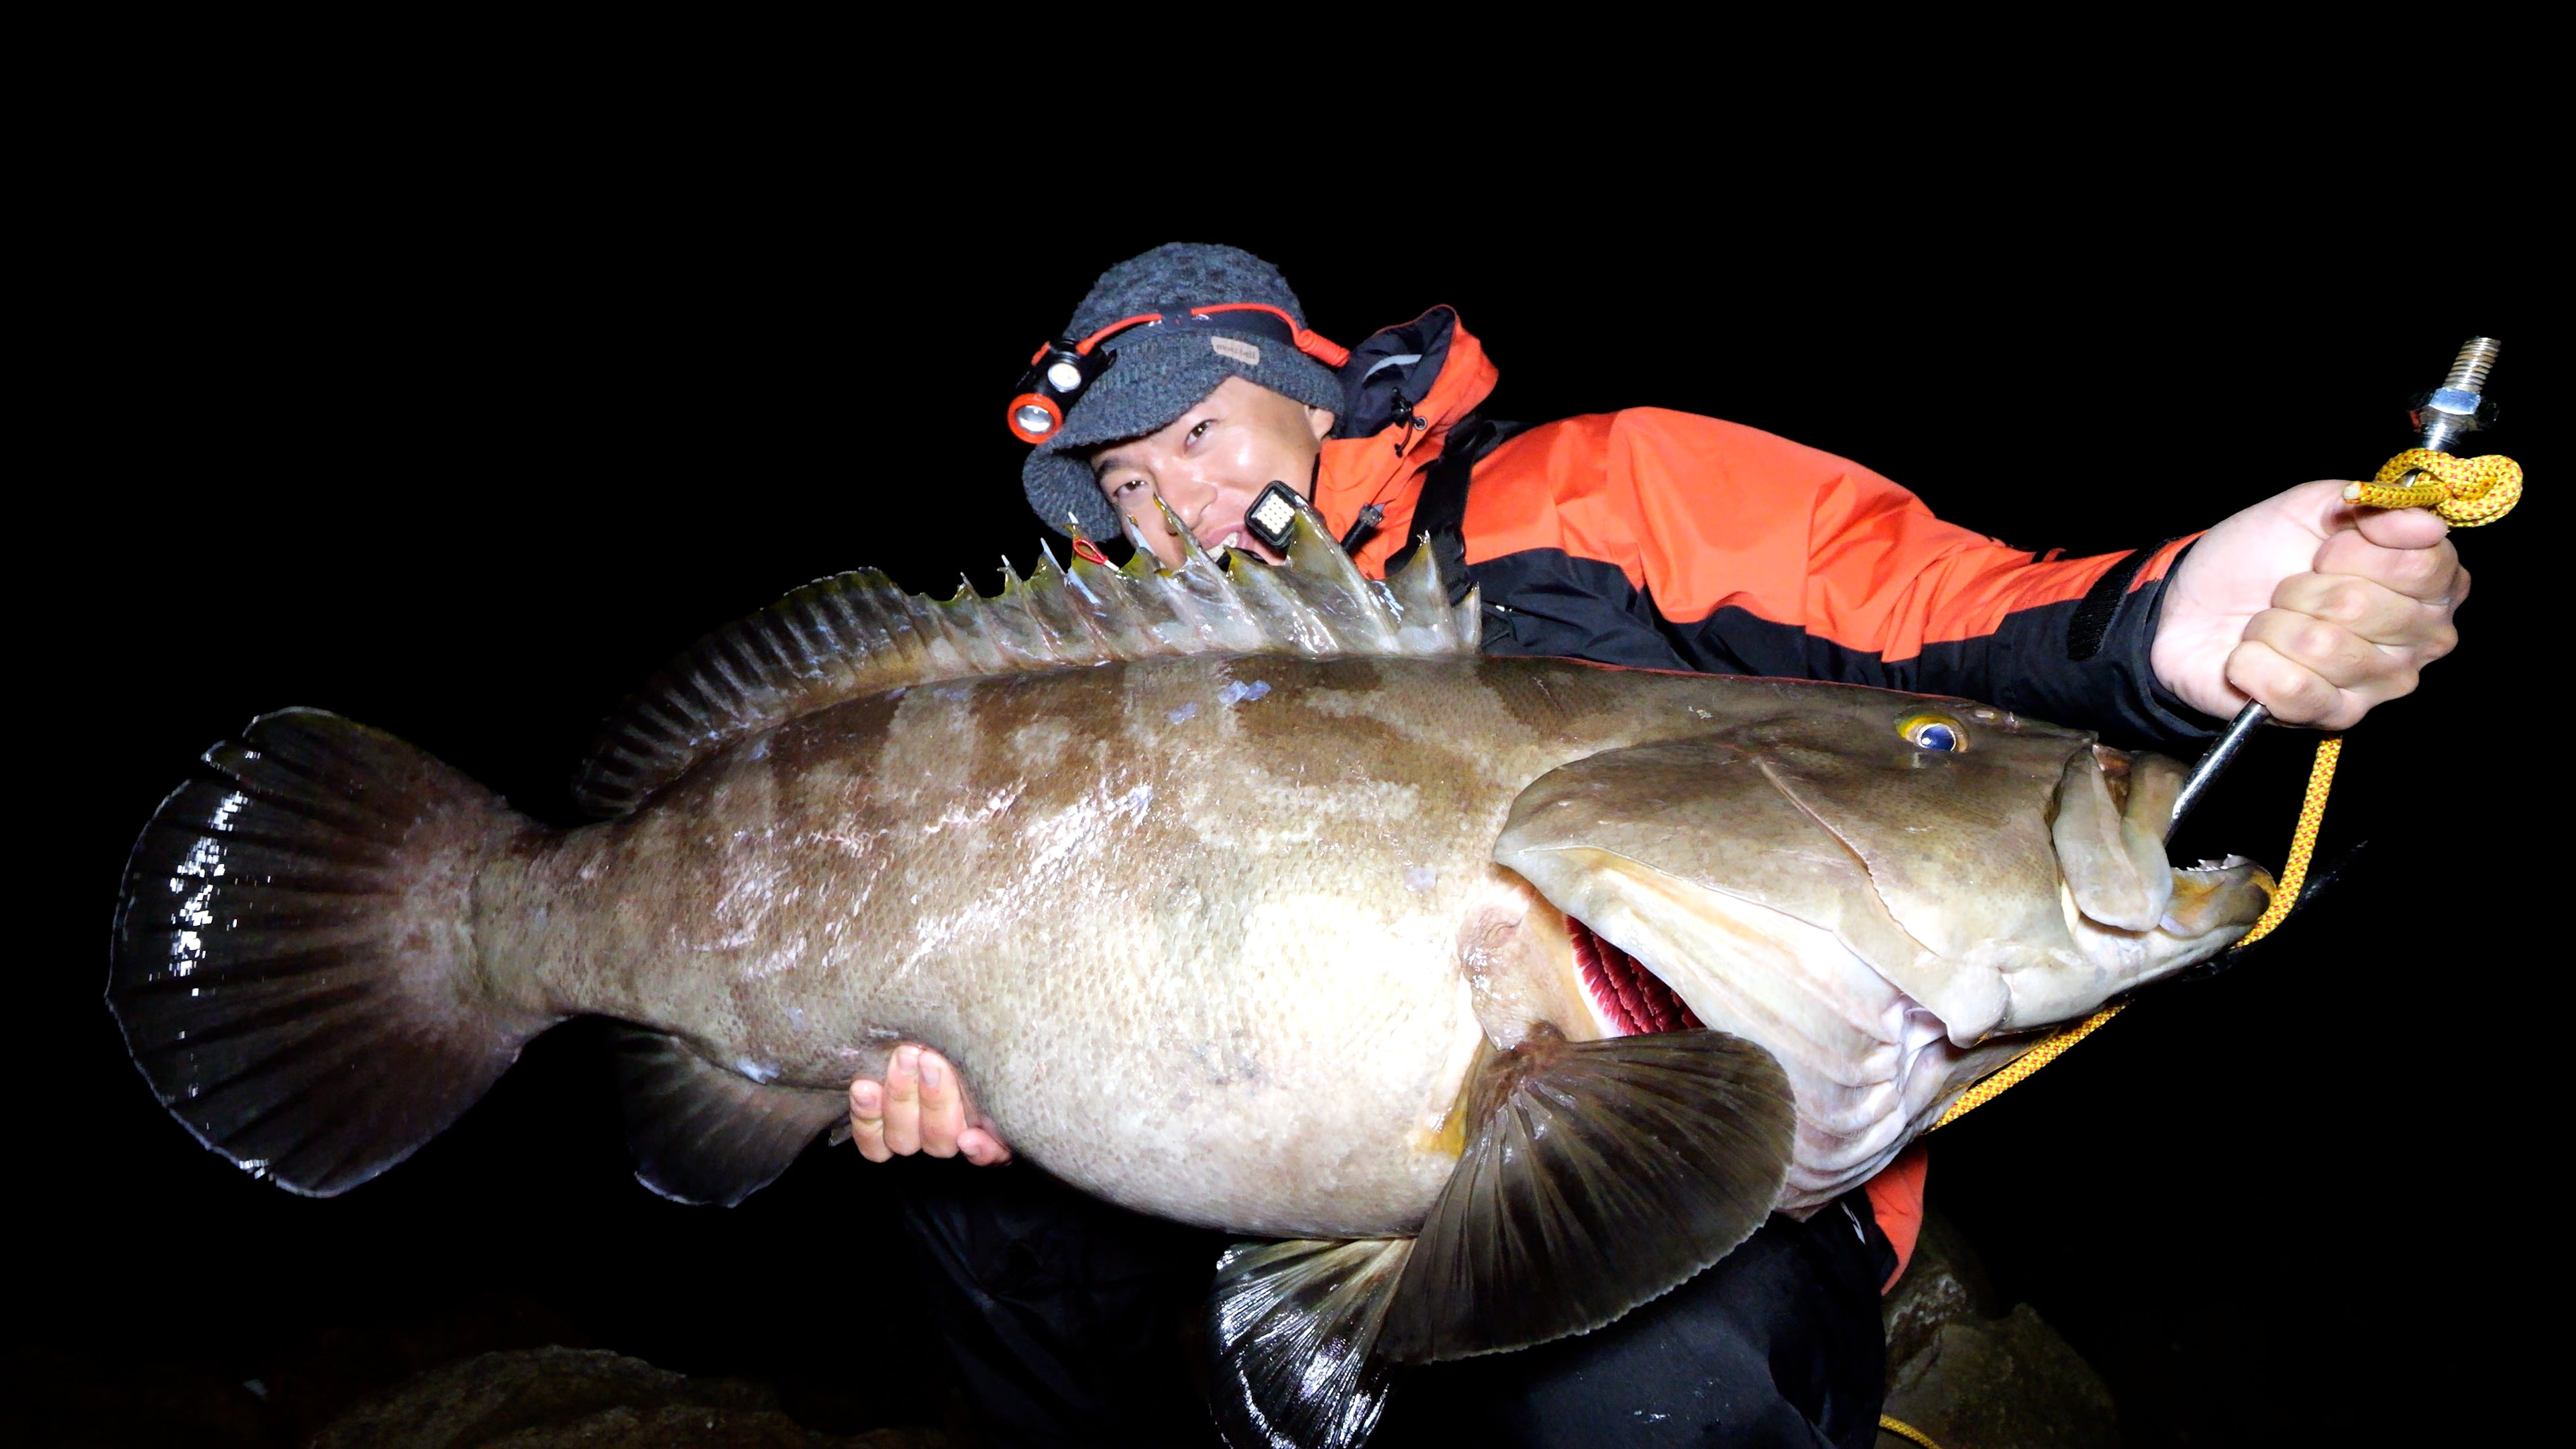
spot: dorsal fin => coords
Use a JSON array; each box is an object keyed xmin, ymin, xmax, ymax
[{"xmin": 572, "ymin": 499, "xmax": 1481, "ymax": 818}]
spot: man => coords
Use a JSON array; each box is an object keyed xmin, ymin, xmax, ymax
[{"xmin": 849, "ymin": 244, "xmax": 2465, "ymax": 1447}]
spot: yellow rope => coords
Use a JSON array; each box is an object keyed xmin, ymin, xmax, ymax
[
  {"xmin": 1932, "ymin": 445, "xmax": 2519, "ymax": 1130},
  {"xmin": 2233, "ymin": 735, "xmax": 2339, "ymax": 949},
  {"xmin": 2346, "ymin": 447, "xmax": 2521, "ymax": 525},
  {"xmin": 1878, "ymin": 1413, "xmax": 1946, "ymax": 1446},
  {"xmin": 1931, "ymin": 1005, "xmax": 2126, "ymax": 1130}
]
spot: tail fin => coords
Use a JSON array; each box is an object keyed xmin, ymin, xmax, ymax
[{"xmin": 108, "ymin": 708, "xmax": 553, "ymax": 1196}]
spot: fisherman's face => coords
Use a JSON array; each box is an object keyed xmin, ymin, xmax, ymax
[{"xmin": 1090, "ymin": 376, "xmax": 1336, "ymax": 566}]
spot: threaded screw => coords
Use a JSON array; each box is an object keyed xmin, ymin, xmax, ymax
[{"xmin": 2442, "ymin": 337, "xmax": 2502, "ymax": 396}]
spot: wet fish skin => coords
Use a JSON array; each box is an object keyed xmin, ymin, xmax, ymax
[{"xmin": 459, "ymin": 652, "xmax": 2257, "ymax": 1232}]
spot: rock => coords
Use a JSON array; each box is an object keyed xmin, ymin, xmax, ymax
[
  {"xmin": 309, "ymin": 1346, "xmax": 945, "ymax": 1449},
  {"xmin": 1881, "ymin": 1208, "xmax": 2000, "ymax": 1373},
  {"xmin": 265, "ymin": 1288, "xmax": 592, "ymax": 1444},
  {"xmin": 1879, "ymin": 1306, "xmax": 2121, "ymax": 1449},
  {"xmin": 1877, "ymin": 1214, "xmax": 2121, "ymax": 1449}
]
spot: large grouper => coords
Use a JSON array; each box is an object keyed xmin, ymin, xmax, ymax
[{"xmin": 109, "ymin": 505, "xmax": 2271, "ymax": 1448}]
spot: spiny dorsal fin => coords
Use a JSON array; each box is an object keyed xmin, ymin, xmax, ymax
[{"xmin": 572, "ymin": 498, "xmax": 1477, "ymax": 817}]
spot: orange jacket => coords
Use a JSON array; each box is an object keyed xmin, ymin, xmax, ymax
[{"xmin": 1311, "ymin": 307, "xmax": 2213, "ymax": 751}]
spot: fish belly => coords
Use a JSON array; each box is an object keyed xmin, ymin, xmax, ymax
[{"xmin": 504, "ymin": 660, "xmax": 1525, "ymax": 1239}]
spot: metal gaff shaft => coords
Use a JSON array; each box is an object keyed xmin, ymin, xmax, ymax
[{"xmin": 2163, "ymin": 337, "xmax": 2502, "ymax": 841}]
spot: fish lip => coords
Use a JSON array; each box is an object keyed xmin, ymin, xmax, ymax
[{"xmin": 2153, "ymin": 856, "xmax": 2275, "ymax": 939}]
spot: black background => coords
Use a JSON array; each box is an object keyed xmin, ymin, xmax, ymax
[{"xmin": 21, "ymin": 135, "xmax": 2550, "ymax": 1446}]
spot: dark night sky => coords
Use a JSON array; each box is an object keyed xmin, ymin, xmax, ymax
[{"xmin": 24, "ymin": 134, "xmax": 2551, "ymax": 1445}]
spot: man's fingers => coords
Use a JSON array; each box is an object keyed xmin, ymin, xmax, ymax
[
  {"xmin": 881, "ymin": 1044, "xmax": 923, "ymax": 1156},
  {"xmin": 2243, "ymin": 608, "xmax": 2391, "ymax": 689},
  {"xmin": 2347, "ymin": 503, "xmax": 2451, "ymax": 551},
  {"xmin": 958, "ymin": 1128, "xmax": 1012, "ymax": 1167},
  {"xmin": 849, "ymin": 1080, "xmax": 890, "ymax": 1163},
  {"xmin": 2267, "ymin": 574, "xmax": 2451, "ymax": 650},
  {"xmin": 914, "ymin": 1050, "xmax": 965, "ymax": 1159},
  {"xmin": 2312, "ymin": 527, "xmax": 2463, "ymax": 602},
  {"xmin": 2223, "ymin": 641, "xmax": 2357, "ymax": 729},
  {"xmin": 846, "ymin": 1043, "xmax": 1008, "ymax": 1167}
]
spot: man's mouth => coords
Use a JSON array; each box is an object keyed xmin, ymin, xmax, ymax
[{"xmin": 1570, "ymin": 918, "xmax": 1701, "ymax": 1036}]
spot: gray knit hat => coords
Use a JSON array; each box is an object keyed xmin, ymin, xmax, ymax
[{"xmin": 1022, "ymin": 243, "xmax": 1346, "ymax": 538}]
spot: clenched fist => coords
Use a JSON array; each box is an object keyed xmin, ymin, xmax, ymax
[{"xmin": 2152, "ymin": 480, "xmax": 2467, "ymax": 729}]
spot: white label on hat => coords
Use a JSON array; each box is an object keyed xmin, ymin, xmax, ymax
[{"xmin": 1211, "ymin": 337, "xmax": 1261, "ymax": 366}]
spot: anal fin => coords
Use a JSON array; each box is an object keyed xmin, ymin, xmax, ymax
[
  {"xmin": 609, "ymin": 1026, "xmax": 848, "ymax": 1207},
  {"xmin": 1208, "ymin": 1237, "xmax": 1412, "ymax": 1449},
  {"xmin": 1377, "ymin": 1026, "xmax": 1794, "ymax": 1362}
]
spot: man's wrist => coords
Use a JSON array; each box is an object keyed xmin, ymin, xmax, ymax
[{"xmin": 2127, "ymin": 559, "xmax": 2227, "ymax": 742}]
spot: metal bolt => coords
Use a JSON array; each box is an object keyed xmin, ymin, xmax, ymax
[
  {"xmin": 2440, "ymin": 336, "xmax": 2502, "ymax": 395},
  {"xmin": 2412, "ymin": 336, "xmax": 2502, "ymax": 453}
]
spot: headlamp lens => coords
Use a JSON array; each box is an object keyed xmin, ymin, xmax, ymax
[
  {"xmin": 1014, "ymin": 402, "xmax": 1057, "ymax": 437},
  {"xmin": 1044, "ymin": 360, "xmax": 1084, "ymax": 392}
]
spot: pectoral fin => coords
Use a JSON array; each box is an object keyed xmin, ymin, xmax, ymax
[
  {"xmin": 1203, "ymin": 1030, "xmax": 1792, "ymax": 1444},
  {"xmin": 1378, "ymin": 1026, "xmax": 1794, "ymax": 1363},
  {"xmin": 1207, "ymin": 1237, "xmax": 1413, "ymax": 1449},
  {"xmin": 609, "ymin": 1027, "xmax": 849, "ymax": 1207}
]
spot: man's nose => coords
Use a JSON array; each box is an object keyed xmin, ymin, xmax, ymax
[{"xmin": 1155, "ymin": 464, "xmax": 1220, "ymax": 521}]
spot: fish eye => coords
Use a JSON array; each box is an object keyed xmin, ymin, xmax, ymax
[{"xmin": 1898, "ymin": 712, "xmax": 1967, "ymax": 752}]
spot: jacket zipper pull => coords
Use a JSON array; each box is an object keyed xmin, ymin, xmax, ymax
[{"xmin": 1391, "ymin": 398, "xmax": 1430, "ymax": 457}]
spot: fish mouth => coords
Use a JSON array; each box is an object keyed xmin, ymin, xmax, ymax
[
  {"xmin": 2062, "ymin": 745, "xmax": 2273, "ymax": 947},
  {"xmin": 1570, "ymin": 919, "xmax": 1703, "ymax": 1036},
  {"xmin": 2147, "ymin": 855, "xmax": 2275, "ymax": 939}
]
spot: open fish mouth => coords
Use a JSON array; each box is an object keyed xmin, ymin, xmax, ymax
[
  {"xmin": 1570, "ymin": 920, "xmax": 1703, "ymax": 1036},
  {"xmin": 2159, "ymin": 855, "xmax": 2274, "ymax": 934}
]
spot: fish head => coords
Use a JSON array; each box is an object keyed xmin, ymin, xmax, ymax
[{"xmin": 1491, "ymin": 696, "xmax": 2273, "ymax": 1044}]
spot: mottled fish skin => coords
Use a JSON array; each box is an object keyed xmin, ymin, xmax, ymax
[{"xmin": 470, "ymin": 654, "xmax": 2265, "ymax": 1230}]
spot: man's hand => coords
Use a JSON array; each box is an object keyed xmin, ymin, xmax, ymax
[
  {"xmin": 2151, "ymin": 480, "xmax": 2467, "ymax": 729},
  {"xmin": 848, "ymin": 1044, "xmax": 1011, "ymax": 1166}
]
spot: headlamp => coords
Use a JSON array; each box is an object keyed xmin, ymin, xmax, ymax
[{"xmin": 1004, "ymin": 339, "xmax": 1108, "ymax": 445}]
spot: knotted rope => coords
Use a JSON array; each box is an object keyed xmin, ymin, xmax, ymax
[{"xmin": 2346, "ymin": 447, "xmax": 2522, "ymax": 526}]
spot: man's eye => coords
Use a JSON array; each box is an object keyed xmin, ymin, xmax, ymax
[
  {"xmin": 1187, "ymin": 421, "xmax": 1211, "ymax": 444},
  {"xmin": 1111, "ymin": 479, "xmax": 1143, "ymax": 495}
]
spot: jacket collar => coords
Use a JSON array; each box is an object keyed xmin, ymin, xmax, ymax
[{"xmin": 1313, "ymin": 306, "xmax": 1498, "ymax": 578}]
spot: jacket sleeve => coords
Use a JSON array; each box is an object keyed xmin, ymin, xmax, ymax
[{"xmin": 1463, "ymin": 409, "xmax": 2222, "ymax": 751}]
